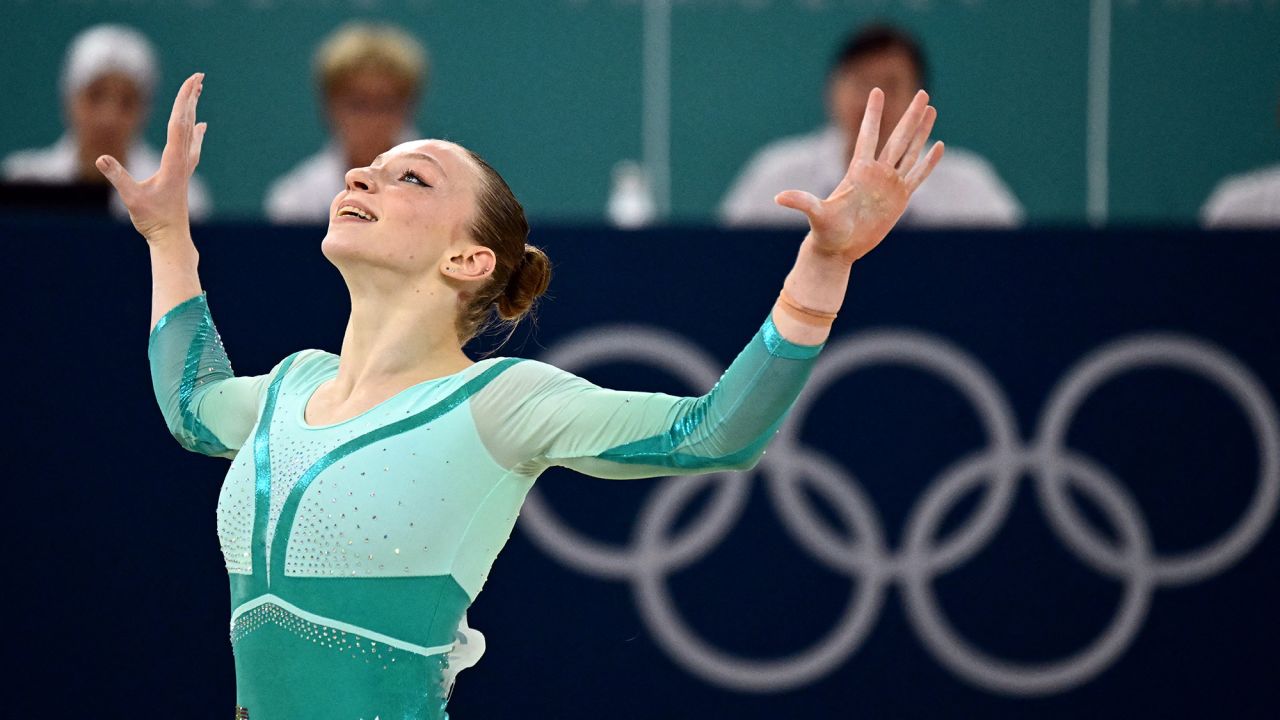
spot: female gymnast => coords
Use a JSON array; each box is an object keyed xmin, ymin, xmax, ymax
[{"xmin": 99, "ymin": 72, "xmax": 941, "ymax": 719}]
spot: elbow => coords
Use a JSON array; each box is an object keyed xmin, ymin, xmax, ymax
[
  {"xmin": 165, "ymin": 414, "xmax": 233, "ymax": 458},
  {"xmin": 727, "ymin": 448, "xmax": 766, "ymax": 472},
  {"xmin": 702, "ymin": 442, "xmax": 768, "ymax": 473}
]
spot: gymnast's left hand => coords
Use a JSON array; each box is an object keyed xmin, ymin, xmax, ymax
[{"xmin": 774, "ymin": 88, "xmax": 943, "ymax": 266}]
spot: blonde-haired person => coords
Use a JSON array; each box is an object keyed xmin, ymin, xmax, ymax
[
  {"xmin": 265, "ymin": 22, "xmax": 428, "ymax": 223},
  {"xmin": 102, "ymin": 73, "xmax": 943, "ymax": 718},
  {"xmin": 3, "ymin": 24, "xmax": 210, "ymax": 220}
]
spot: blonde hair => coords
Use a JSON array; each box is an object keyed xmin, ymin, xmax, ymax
[{"xmin": 314, "ymin": 22, "xmax": 428, "ymax": 98}]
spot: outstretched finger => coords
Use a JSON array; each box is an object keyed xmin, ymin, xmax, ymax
[
  {"xmin": 160, "ymin": 73, "xmax": 203, "ymax": 173},
  {"xmin": 774, "ymin": 189, "xmax": 823, "ymax": 222},
  {"xmin": 879, "ymin": 90, "xmax": 929, "ymax": 168},
  {"xmin": 905, "ymin": 141, "xmax": 945, "ymax": 191},
  {"xmin": 896, "ymin": 105, "xmax": 937, "ymax": 176},
  {"xmin": 850, "ymin": 88, "xmax": 884, "ymax": 163},
  {"xmin": 189, "ymin": 122, "xmax": 208, "ymax": 172},
  {"xmin": 95, "ymin": 154, "xmax": 138, "ymax": 200}
]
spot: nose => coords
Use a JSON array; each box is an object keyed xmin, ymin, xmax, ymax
[{"xmin": 344, "ymin": 165, "xmax": 376, "ymax": 193}]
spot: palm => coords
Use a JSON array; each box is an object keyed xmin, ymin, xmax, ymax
[{"xmin": 776, "ymin": 88, "xmax": 943, "ymax": 264}]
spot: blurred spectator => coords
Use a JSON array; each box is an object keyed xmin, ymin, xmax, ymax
[
  {"xmin": 720, "ymin": 23, "xmax": 1022, "ymax": 229},
  {"xmin": 1201, "ymin": 102, "xmax": 1280, "ymax": 228},
  {"xmin": 264, "ymin": 22, "xmax": 427, "ymax": 224},
  {"xmin": 2, "ymin": 24, "xmax": 211, "ymax": 220}
]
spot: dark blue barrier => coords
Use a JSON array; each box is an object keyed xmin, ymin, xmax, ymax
[{"xmin": 3, "ymin": 217, "xmax": 1277, "ymax": 719}]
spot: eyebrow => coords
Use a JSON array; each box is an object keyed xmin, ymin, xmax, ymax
[{"xmin": 372, "ymin": 151, "xmax": 448, "ymax": 179}]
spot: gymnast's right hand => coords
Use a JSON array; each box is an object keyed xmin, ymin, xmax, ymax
[{"xmin": 95, "ymin": 72, "xmax": 207, "ymax": 241}]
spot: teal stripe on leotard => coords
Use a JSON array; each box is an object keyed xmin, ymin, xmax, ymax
[
  {"xmin": 176, "ymin": 309, "xmax": 233, "ymax": 455},
  {"xmin": 254, "ymin": 351, "xmax": 300, "ymax": 588},
  {"xmin": 268, "ymin": 358, "xmax": 525, "ymax": 582}
]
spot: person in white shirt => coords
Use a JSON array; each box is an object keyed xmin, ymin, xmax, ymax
[
  {"xmin": 1200, "ymin": 163, "xmax": 1280, "ymax": 229},
  {"xmin": 264, "ymin": 22, "xmax": 427, "ymax": 224},
  {"xmin": 720, "ymin": 23, "xmax": 1022, "ymax": 229},
  {"xmin": 2, "ymin": 24, "xmax": 211, "ymax": 221}
]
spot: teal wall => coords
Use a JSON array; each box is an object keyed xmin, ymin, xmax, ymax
[{"xmin": 2, "ymin": 0, "xmax": 1276, "ymax": 225}]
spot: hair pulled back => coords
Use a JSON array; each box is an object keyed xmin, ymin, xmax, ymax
[{"xmin": 456, "ymin": 149, "xmax": 552, "ymax": 344}]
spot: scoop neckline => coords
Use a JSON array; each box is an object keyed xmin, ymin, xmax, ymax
[{"xmin": 295, "ymin": 356, "xmax": 505, "ymax": 430}]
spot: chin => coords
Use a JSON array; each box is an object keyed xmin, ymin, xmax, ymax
[
  {"xmin": 321, "ymin": 227, "xmax": 417, "ymax": 277},
  {"xmin": 320, "ymin": 226, "xmax": 365, "ymax": 268}
]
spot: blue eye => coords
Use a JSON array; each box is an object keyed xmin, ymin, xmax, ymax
[{"xmin": 400, "ymin": 170, "xmax": 431, "ymax": 187}]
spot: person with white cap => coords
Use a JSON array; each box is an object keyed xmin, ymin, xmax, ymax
[{"xmin": 2, "ymin": 23, "xmax": 211, "ymax": 221}]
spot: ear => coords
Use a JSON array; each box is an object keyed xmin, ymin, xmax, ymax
[{"xmin": 440, "ymin": 245, "xmax": 497, "ymax": 283}]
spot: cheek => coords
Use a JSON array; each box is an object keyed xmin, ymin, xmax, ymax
[
  {"xmin": 831, "ymin": 89, "xmax": 864, "ymax": 128},
  {"xmin": 67, "ymin": 99, "xmax": 94, "ymax": 131},
  {"xmin": 330, "ymin": 109, "xmax": 364, "ymax": 136},
  {"xmin": 367, "ymin": 113, "xmax": 404, "ymax": 139},
  {"xmin": 119, "ymin": 103, "xmax": 144, "ymax": 130},
  {"xmin": 885, "ymin": 98, "xmax": 913, "ymax": 126}
]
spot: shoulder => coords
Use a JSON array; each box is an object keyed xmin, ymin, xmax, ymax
[
  {"xmin": 487, "ymin": 357, "xmax": 584, "ymax": 386},
  {"xmin": 272, "ymin": 348, "xmax": 338, "ymax": 383},
  {"xmin": 2, "ymin": 141, "xmax": 73, "ymax": 181},
  {"xmin": 721, "ymin": 127, "xmax": 840, "ymax": 227},
  {"xmin": 1202, "ymin": 163, "xmax": 1280, "ymax": 227},
  {"xmin": 291, "ymin": 348, "xmax": 339, "ymax": 370},
  {"xmin": 479, "ymin": 358, "xmax": 599, "ymax": 401},
  {"xmin": 743, "ymin": 127, "xmax": 837, "ymax": 172},
  {"xmin": 931, "ymin": 146, "xmax": 1003, "ymax": 181},
  {"xmin": 906, "ymin": 146, "xmax": 1023, "ymax": 227}
]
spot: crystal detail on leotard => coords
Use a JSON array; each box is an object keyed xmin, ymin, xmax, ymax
[
  {"xmin": 217, "ymin": 448, "xmax": 257, "ymax": 574},
  {"xmin": 263, "ymin": 405, "xmax": 334, "ymax": 566},
  {"xmin": 230, "ymin": 601, "xmax": 414, "ymax": 671}
]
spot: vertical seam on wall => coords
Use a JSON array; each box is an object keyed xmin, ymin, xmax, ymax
[{"xmin": 1087, "ymin": 0, "xmax": 1111, "ymax": 225}]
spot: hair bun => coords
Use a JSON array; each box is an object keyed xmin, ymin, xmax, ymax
[{"xmin": 496, "ymin": 244, "xmax": 552, "ymax": 321}]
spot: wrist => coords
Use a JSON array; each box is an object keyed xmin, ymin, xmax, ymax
[
  {"xmin": 148, "ymin": 234, "xmax": 199, "ymax": 267},
  {"xmin": 784, "ymin": 238, "xmax": 852, "ymax": 311}
]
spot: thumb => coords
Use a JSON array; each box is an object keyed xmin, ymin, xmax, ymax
[
  {"xmin": 774, "ymin": 190, "xmax": 822, "ymax": 219},
  {"xmin": 95, "ymin": 154, "xmax": 137, "ymax": 196}
]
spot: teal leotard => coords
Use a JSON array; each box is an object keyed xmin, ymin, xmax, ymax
[{"xmin": 149, "ymin": 292, "xmax": 823, "ymax": 719}]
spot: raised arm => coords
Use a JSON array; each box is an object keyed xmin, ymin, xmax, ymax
[
  {"xmin": 487, "ymin": 89, "xmax": 943, "ymax": 479},
  {"xmin": 99, "ymin": 73, "xmax": 272, "ymax": 458},
  {"xmin": 97, "ymin": 72, "xmax": 209, "ymax": 329},
  {"xmin": 478, "ymin": 317, "xmax": 822, "ymax": 479}
]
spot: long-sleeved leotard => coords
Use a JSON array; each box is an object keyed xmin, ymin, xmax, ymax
[{"xmin": 149, "ymin": 292, "xmax": 824, "ymax": 720}]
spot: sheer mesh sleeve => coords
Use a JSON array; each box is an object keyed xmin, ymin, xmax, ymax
[
  {"xmin": 472, "ymin": 313, "xmax": 823, "ymax": 479},
  {"xmin": 147, "ymin": 293, "xmax": 281, "ymax": 459}
]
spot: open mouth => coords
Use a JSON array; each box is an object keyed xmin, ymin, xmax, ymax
[{"xmin": 336, "ymin": 204, "xmax": 379, "ymax": 222}]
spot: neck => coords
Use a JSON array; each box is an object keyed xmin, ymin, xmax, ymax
[{"xmin": 328, "ymin": 269, "xmax": 473, "ymax": 403}]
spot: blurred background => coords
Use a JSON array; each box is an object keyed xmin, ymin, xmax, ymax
[
  {"xmin": 1, "ymin": 0, "xmax": 1277, "ymax": 225},
  {"xmin": 2, "ymin": 1, "xmax": 1278, "ymax": 719}
]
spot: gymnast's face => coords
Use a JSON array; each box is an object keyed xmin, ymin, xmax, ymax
[{"xmin": 322, "ymin": 139, "xmax": 491, "ymax": 282}]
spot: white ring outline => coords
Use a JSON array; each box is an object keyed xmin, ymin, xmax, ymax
[{"xmin": 521, "ymin": 325, "xmax": 1280, "ymax": 696}]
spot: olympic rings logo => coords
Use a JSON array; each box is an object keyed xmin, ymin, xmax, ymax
[{"xmin": 521, "ymin": 326, "xmax": 1280, "ymax": 696}]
